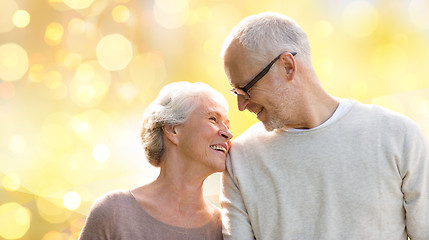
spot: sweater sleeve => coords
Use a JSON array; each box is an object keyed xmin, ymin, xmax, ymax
[
  {"xmin": 78, "ymin": 194, "xmax": 115, "ymax": 240},
  {"xmin": 400, "ymin": 120, "xmax": 429, "ymax": 239},
  {"xmin": 220, "ymin": 154, "xmax": 256, "ymax": 240}
]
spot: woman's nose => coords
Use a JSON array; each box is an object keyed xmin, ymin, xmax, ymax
[{"xmin": 220, "ymin": 128, "xmax": 233, "ymax": 140}]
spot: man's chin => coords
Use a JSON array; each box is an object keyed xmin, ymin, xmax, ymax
[
  {"xmin": 262, "ymin": 118, "xmax": 284, "ymax": 132},
  {"xmin": 262, "ymin": 121, "xmax": 276, "ymax": 132}
]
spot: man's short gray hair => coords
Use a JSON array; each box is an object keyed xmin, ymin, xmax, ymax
[
  {"xmin": 221, "ymin": 12, "xmax": 312, "ymax": 65},
  {"xmin": 140, "ymin": 81, "xmax": 228, "ymax": 167}
]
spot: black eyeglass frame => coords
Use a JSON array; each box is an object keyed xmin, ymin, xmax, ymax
[{"xmin": 230, "ymin": 52, "xmax": 297, "ymax": 97}]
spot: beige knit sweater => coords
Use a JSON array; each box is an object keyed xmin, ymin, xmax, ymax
[{"xmin": 221, "ymin": 101, "xmax": 429, "ymax": 240}]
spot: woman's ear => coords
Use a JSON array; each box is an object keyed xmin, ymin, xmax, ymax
[{"xmin": 162, "ymin": 125, "xmax": 179, "ymax": 145}]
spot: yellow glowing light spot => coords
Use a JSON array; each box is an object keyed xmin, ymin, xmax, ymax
[
  {"xmin": 45, "ymin": 22, "xmax": 64, "ymax": 46},
  {"xmin": 63, "ymin": 0, "xmax": 94, "ymax": 10},
  {"xmin": 43, "ymin": 71, "xmax": 63, "ymax": 90},
  {"xmin": 409, "ymin": 0, "xmax": 429, "ymax": 30},
  {"xmin": 36, "ymin": 196, "xmax": 71, "ymax": 224},
  {"xmin": 77, "ymin": 84, "xmax": 95, "ymax": 103},
  {"xmin": 112, "ymin": 5, "xmax": 130, "ymax": 23},
  {"xmin": 156, "ymin": 0, "xmax": 188, "ymax": 12},
  {"xmin": 72, "ymin": 118, "xmax": 94, "ymax": 142},
  {"xmin": 114, "ymin": 0, "xmax": 130, "ymax": 3},
  {"xmin": 64, "ymin": 53, "xmax": 82, "ymax": 69},
  {"xmin": 28, "ymin": 64, "xmax": 45, "ymax": 82},
  {"xmin": 314, "ymin": 20, "xmax": 333, "ymax": 38},
  {"xmin": 9, "ymin": 135, "xmax": 26, "ymax": 154},
  {"xmin": 342, "ymin": 1, "xmax": 379, "ymax": 38},
  {"xmin": 96, "ymin": 34, "xmax": 133, "ymax": 71},
  {"xmin": 63, "ymin": 192, "xmax": 81, "ymax": 210},
  {"xmin": 76, "ymin": 63, "xmax": 95, "ymax": 82},
  {"xmin": 0, "ymin": 202, "xmax": 31, "ymax": 239},
  {"xmin": 70, "ymin": 61, "xmax": 111, "ymax": 107},
  {"xmin": 0, "ymin": 81, "xmax": 16, "ymax": 99},
  {"xmin": 0, "ymin": 0, "xmax": 18, "ymax": 33},
  {"xmin": 0, "ymin": 43, "xmax": 29, "ymax": 82},
  {"xmin": 93, "ymin": 144, "xmax": 110, "ymax": 162},
  {"xmin": 3, "ymin": 173, "xmax": 21, "ymax": 191},
  {"xmin": 13, "ymin": 10, "xmax": 30, "ymax": 28},
  {"xmin": 154, "ymin": 3, "xmax": 189, "ymax": 29},
  {"xmin": 68, "ymin": 18, "xmax": 85, "ymax": 35},
  {"xmin": 41, "ymin": 231, "xmax": 63, "ymax": 240}
]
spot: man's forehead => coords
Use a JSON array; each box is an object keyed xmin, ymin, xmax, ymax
[{"xmin": 223, "ymin": 42, "xmax": 254, "ymax": 88}]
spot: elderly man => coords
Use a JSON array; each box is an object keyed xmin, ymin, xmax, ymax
[{"xmin": 220, "ymin": 12, "xmax": 429, "ymax": 240}]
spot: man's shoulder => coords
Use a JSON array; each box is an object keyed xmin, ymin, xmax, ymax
[{"xmin": 234, "ymin": 122, "xmax": 270, "ymax": 142}]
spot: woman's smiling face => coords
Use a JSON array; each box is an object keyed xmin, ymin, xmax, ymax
[{"xmin": 174, "ymin": 93, "xmax": 233, "ymax": 172}]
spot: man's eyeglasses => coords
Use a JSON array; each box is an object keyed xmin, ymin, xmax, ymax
[{"xmin": 230, "ymin": 52, "xmax": 297, "ymax": 97}]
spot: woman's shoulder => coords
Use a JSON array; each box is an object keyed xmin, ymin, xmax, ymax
[{"xmin": 89, "ymin": 190, "xmax": 133, "ymax": 213}]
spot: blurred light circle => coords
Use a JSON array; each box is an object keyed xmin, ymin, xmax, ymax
[
  {"xmin": 63, "ymin": 192, "xmax": 81, "ymax": 210},
  {"xmin": 36, "ymin": 196, "xmax": 71, "ymax": 224},
  {"xmin": 63, "ymin": 0, "xmax": 94, "ymax": 10},
  {"xmin": 28, "ymin": 64, "xmax": 45, "ymax": 82},
  {"xmin": 70, "ymin": 110, "xmax": 112, "ymax": 145},
  {"xmin": 68, "ymin": 18, "xmax": 86, "ymax": 35},
  {"xmin": 72, "ymin": 118, "xmax": 93, "ymax": 142},
  {"xmin": 155, "ymin": 0, "xmax": 188, "ymax": 13},
  {"xmin": 112, "ymin": 5, "xmax": 130, "ymax": 23},
  {"xmin": 45, "ymin": 22, "xmax": 64, "ymax": 46},
  {"xmin": 342, "ymin": 1, "xmax": 379, "ymax": 38},
  {"xmin": 2, "ymin": 173, "xmax": 21, "ymax": 191},
  {"xmin": 93, "ymin": 144, "xmax": 110, "ymax": 162},
  {"xmin": 409, "ymin": 0, "xmax": 429, "ymax": 30},
  {"xmin": 0, "ymin": 0, "xmax": 18, "ymax": 33},
  {"xmin": 153, "ymin": 4, "xmax": 189, "ymax": 29},
  {"xmin": 77, "ymin": 84, "xmax": 95, "ymax": 102},
  {"xmin": 96, "ymin": 34, "xmax": 133, "ymax": 71},
  {"xmin": 75, "ymin": 62, "xmax": 95, "ymax": 82},
  {"xmin": 64, "ymin": 52, "xmax": 82, "ymax": 69},
  {"xmin": 0, "ymin": 43, "xmax": 29, "ymax": 82},
  {"xmin": 0, "ymin": 202, "xmax": 31, "ymax": 239},
  {"xmin": 12, "ymin": 10, "xmax": 30, "ymax": 28},
  {"xmin": 70, "ymin": 61, "xmax": 111, "ymax": 107},
  {"xmin": 43, "ymin": 70, "xmax": 63, "ymax": 90},
  {"xmin": 41, "ymin": 231, "xmax": 63, "ymax": 240}
]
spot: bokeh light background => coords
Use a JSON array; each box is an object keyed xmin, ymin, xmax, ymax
[{"xmin": 1, "ymin": 0, "xmax": 429, "ymax": 239}]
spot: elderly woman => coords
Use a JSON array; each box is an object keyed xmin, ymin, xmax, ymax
[{"xmin": 79, "ymin": 82, "xmax": 233, "ymax": 239}]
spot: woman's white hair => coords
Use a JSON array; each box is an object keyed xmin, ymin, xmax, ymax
[
  {"xmin": 140, "ymin": 81, "xmax": 228, "ymax": 167},
  {"xmin": 221, "ymin": 12, "xmax": 312, "ymax": 65}
]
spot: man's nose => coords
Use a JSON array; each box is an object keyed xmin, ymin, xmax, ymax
[{"xmin": 237, "ymin": 94, "xmax": 249, "ymax": 111}]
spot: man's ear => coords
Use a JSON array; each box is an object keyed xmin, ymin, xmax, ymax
[
  {"xmin": 162, "ymin": 125, "xmax": 179, "ymax": 145},
  {"xmin": 280, "ymin": 52, "xmax": 296, "ymax": 80}
]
